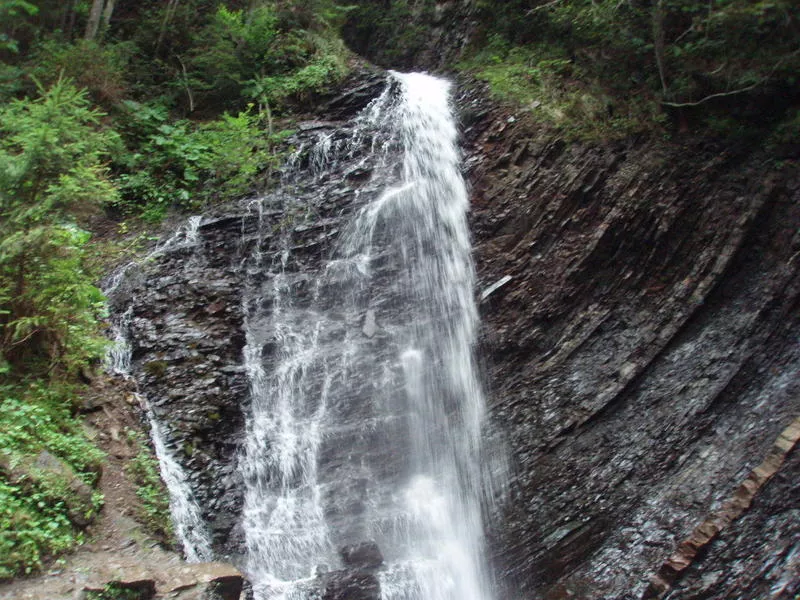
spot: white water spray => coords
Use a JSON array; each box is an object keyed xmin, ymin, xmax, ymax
[{"xmin": 241, "ymin": 72, "xmax": 498, "ymax": 600}]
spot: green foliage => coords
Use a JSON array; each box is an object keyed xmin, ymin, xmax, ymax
[
  {"xmin": 0, "ymin": 77, "xmax": 120, "ymax": 221},
  {"xmin": 464, "ymin": 0, "xmax": 800, "ymax": 136},
  {"xmin": 342, "ymin": 0, "xmax": 434, "ymax": 67},
  {"xmin": 28, "ymin": 39, "xmax": 136, "ymax": 105},
  {"xmin": 125, "ymin": 430, "xmax": 173, "ymax": 542},
  {"xmin": 187, "ymin": 4, "xmax": 349, "ymax": 111},
  {"xmin": 0, "ymin": 79, "xmax": 114, "ymax": 377},
  {"xmin": 0, "ymin": 225, "xmax": 108, "ymax": 376},
  {"xmin": 459, "ymin": 40, "xmax": 663, "ymax": 139},
  {"xmin": 0, "ymin": 0, "xmax": 38, "ymax": 53},
  {"xmin": 653, "ymin": 0, "xmax": 799, "ymax": 104},
  {"xmin": 113, "ymin": 100, "xmax": 290, "ymax": 220},
  {"xmin": 0, "ymin": 383, "xmax": 104, "ymax": 579}
]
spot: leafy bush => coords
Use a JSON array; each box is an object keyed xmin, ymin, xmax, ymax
[
  {"xmin": 0, "ymin": 0, "xmax": 38, "ymax": 54},
  {"xmin": 463, "ymin": 0, "xmax": 800, "ymax": 136},
  {"xmin": 341, "ymin": 0, "xmax": 433, "ymax": 67},
  {"xmin": 113, "ymin": 100, "xmax": 292, "ymax": 220},
  {"xmin": 459, "ymin": 40, "xmax": 662, "ymax": 139},
  {"xmin": 26, "ymin": 39, "xmax": 135, "ymax": 106},
  {"xmin": 0, "ymin": 78, "xmax": 115, "ymax": 377},
  {"xmin": 0, "ymin": 225, "xmax": 108, "ymax": 377},
  {"xmin": 187, "ymin": 4, "xmax": 349, "ymax": 112},
  {"xmin": 0, "ymin": 383, "xmax": 104, "ymax": 579}
]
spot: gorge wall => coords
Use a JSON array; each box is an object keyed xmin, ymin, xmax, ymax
[
  {"xmin": 110, "ymin": 69, "xmax": 800, "ymax": 599},
  {"xmin": 461, "ymin": 83, "xmax": 800, "ymax": 599}
]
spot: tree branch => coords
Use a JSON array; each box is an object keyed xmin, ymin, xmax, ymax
[
  {"xmin": 661, "ymin": 52, "xmax": 797, "ymax": 108},
  {"xmin": 526, "ymin": 0, "xmax": 563, "ymax": 15},
  {"xmin": 175, "ymin": 54, "xmax": 194, "ymax": 113}
]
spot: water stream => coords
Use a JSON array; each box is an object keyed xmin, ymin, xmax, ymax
[
  {"xmin": 104, "ymin": 217, "xmax": 213, "ymax": 563},
  {"xmin": 241, "ymin": 72, "xmax": 498, "ymax": 600}
]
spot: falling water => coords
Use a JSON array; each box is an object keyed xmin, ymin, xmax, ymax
[
  {"xmin": 241, "ymin": 72, "xmax": 498, "ymax": 600},
  {"xmin": 103, "ymin": 217, "xmax": 213, "ymax": 563},
  {"xmin": 145, "ymin": 405, "xmax": 214, "ymax": 562}
]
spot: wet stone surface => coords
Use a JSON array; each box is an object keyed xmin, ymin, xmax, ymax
[{"xmin": 109, "ymin": 72, "xmax": 800, "ymax": 599}]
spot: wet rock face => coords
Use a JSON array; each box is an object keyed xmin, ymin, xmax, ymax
[
  {"xmin": 317, "ymin": 542, "xmax": 383, "ymax": 600},
  {"xmin": 321, "ymin": 571, "xmax": 380, "ymax": 600},
  {"xmin": 112, "ymin": 74, "xmax": 395, "ymax": 561},
  {"xmin": 339, "ymin": 541, "xmax": 384, "ymax": 570},
  {"xmin": 458, "ymin": 82, "xmax": 800, "ymax": 598},
  {"xmin": 114, "ymin": 218, "xmax": 249, "ymax": 555},
  {"xmin": 114, "ymin": 72, "xmax": 800, "ymax": 599}
]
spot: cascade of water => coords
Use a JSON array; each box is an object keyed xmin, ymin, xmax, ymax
[
  {"xmin": 241, "ymin": 72, "xmax": 499, "ymax": 600},
  {"xmin": 103, "ymin": 216, "xmax": 213, "ymax": 563},
  {"xmin": 145, "ymin": 401, "xmax": 214, "ymax": 563}
]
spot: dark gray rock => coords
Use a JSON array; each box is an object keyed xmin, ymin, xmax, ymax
[
  {"xmin": 339, "ymin": 541, "xmax": 383, "ymax": 570},
  {"xmin": 321, "ymin": 570, "xmax": 380, "ymax": 600},
  {"xmin": 459, "ymin": 82, "xmax": 800, "ymax": 598}
]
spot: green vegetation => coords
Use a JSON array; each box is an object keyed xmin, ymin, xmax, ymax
[
  {"xmin": 0, "ymin": 382, "xmax": 103, "ymax": 579},
  {"xmin": 458, "ymin": 38, "xmax": 664, "ymax": 139},
  {"xmin": 342, "ymin": 0, "xmax": 798, "ymax": 140},
  {"xmin": 0, "ymin": 0, "xmax": 354, "ymax": 578},
  {"xmin": 460, "ymin": 0, "xmax": 800, "ymax": 139},
  {"xmin": 125, "ymin": 430, "xmax": 173, "ymax": 542},
  {"xmin": 0, "ymin": 78, "xmax": 114, "ymax": 379}
]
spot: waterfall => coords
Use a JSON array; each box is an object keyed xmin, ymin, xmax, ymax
[
  {"xmin": 103, "ymin": 217, "xmax": 213, "ymax": 563},
  {"xmin": 241, "ymin": 72, "xmax": 498, "ymax": 600},
  {"xmin": 145, "ymin": 404, "xmax": 214, "ymax": 563}
]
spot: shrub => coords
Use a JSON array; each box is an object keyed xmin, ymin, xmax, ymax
[
  {"xmin": 28, "ymin": 39, "xmax": 136, "ymax": 106},
  {"xmin": 0, "ymin": 78, "xmax": 116, "ymax": 377},
  {"xmin": 112, "ymin": 100, "xmax": 292, "ymax": 219},
  {"xmin": 0, "ymin": 383, "xmax": 104, "ymax": 579}
]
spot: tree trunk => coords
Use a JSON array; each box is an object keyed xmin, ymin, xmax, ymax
[
  {"xmin": 64, "ymin": 0, "xmax": 78, "ymax": 39},
  {"xmin": 652, "ymin": 0, "xmax": 669, "ymax": 98},
  {"xmin": 84, "ymin": 0, "xmax": 105, "ymax": 40},
  {"xmin": 101, "ymin": 0, "xmax": 117, "ymax": 33},
  {"xmin": 155, "ymin": 0, "xmax": 181, "ymax": 57}
]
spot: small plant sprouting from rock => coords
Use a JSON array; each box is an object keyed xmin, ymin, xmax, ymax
[
  {"xmin": 142, "ymin": 360, "xmax": 168, "ymax": 379},
  {"xmin": 85, "ymin": 582, "xmax": 153, "ymax": 600},
  {"xmin": 124, "ymin": 430, "xmax": 174, "ymax": 544}
]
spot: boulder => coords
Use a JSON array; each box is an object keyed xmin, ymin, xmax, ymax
[
  {"xmin": 322, "ymin": 571, "xmax": 380, "ymax": 600},
  {"xmin": 339, "ymin": 541, "xmax": 384, "ymax": 570}
]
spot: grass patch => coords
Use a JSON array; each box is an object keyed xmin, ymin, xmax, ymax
[{"xmin": 458, "ymin": 38, "xmax": 665, "ymax": 140}]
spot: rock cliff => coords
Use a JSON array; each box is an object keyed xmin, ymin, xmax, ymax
[
  {"xmin": 112, "ymin": 71, "xmax": 799, "ymax": 598},
  {"xmin": 461, "ymin": 83, "xmax": 799, "ymax": 598}
]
